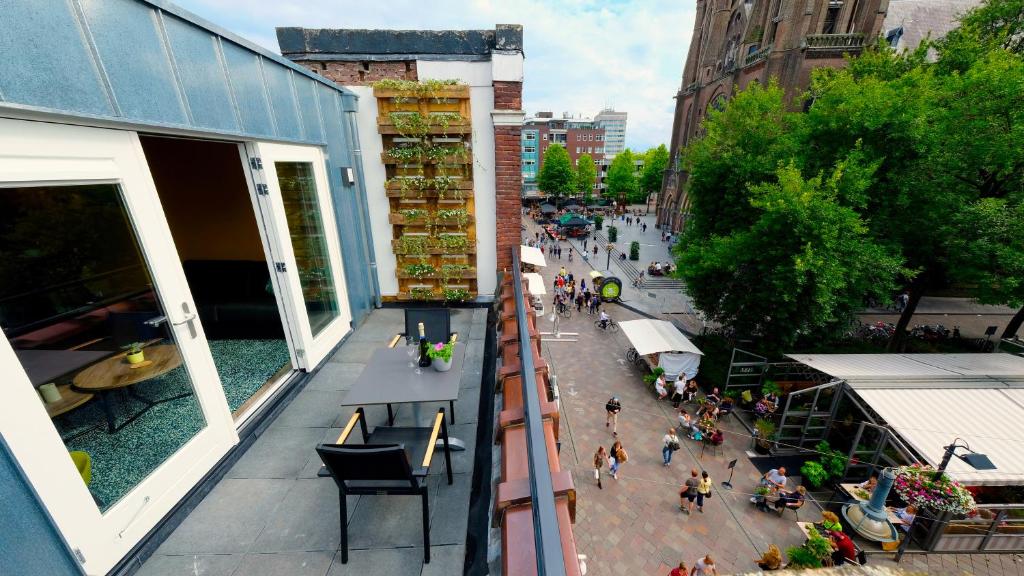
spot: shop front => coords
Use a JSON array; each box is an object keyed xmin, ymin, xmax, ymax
[{"xmin": 0, "ymin": 2, "xmax": 376, "ymax": 574}]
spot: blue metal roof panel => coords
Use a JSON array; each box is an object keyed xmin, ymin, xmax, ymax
[{"xmin": 162, "ymin": 12, "xmax": 239, "ymax": 131}]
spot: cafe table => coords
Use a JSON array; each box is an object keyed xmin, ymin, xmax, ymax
[{"xmin": 340, "ymin": 344, "xmax": 466, "ymax": 449}]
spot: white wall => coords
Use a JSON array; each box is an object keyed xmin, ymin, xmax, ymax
[
  {"xmin": 349, "ymin": 86, "xmax": 399, "ymax": 296},
  {"xmin": 416, "ymin": 60, "xmax": 498, "ymax": 295}
]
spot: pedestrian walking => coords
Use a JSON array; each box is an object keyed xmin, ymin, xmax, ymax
[
  {"xmin": 593, "ymin": 245, "xmax": 598, "ymax": 258},
  {"xmin": 593, "ymin": 446, "xmax": 608, "ymax": 489},
  {"xmin": 575, "ymin": 291, "xmax": 585, "ymax": 312},
  {"xmin": 581, "ymin": 278, "xmax": 586, "ymax": 293},
  {"xmin": 557, "ymin": 245, "xmax": 562, "ymax": 260},
  {"xmin": 680, "ymin": 468, "xmax": 700, "ymax": 514},
  {"xmin": 583, "ymin": 238, "xmax": 588, "ymax": 251},
  {"xmin": 568, "ymin": 249, "xmax": 573, "ymax": 262},
  {"xmin": 691, "ymin": 555, "xmax": 718, "ymax": 576},
  {"xmin": 671, "ymin": 375, "xmax": 687, "ymax": 408},
  {"xmin": 605, "ymin": 396, "xmax": 621, "ymax": 436},
  {"xmin": 669, "ymin": 562, "xmax": 688, "ymax": 576},
  {"xmin": 696, "ymin": 470, "xmax": 713, "ymax": 513},
  {"xmin": 896, "ymin": 290, "xmax": 909, "ymax": 312},
  {"xmin": 662, "ymin": 427, "xmax": 681, "ymax": 466},
  {"xmin": 609, "ymin": 440, "xmax": 628, "ymax": 480},
  {"xmin": 535, "ymin": 232, "xmax": 539, "ymax": 242}
]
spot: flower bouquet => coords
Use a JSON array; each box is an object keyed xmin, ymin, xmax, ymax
[
  {"xmin": 893, "ymin": 463, "xmax": 977, "ymax": 515},
  {"xmin": 427, "ymin": 336, "xmax": 457, "ymax": 372}
]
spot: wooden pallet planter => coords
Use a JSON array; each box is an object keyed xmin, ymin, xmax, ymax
[{"xmin": 375, "ymin": 80, "xmax": 476, "ymax": 302}]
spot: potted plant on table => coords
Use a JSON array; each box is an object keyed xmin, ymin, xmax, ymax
[
  {"xmin": 427, "ymin": 336, "xmax": 457, "ymax": 372},
  {"xmin": 123, "ymin": 342, "xmax": 145, "ymax": 365}
]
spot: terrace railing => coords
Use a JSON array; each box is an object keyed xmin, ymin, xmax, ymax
[
  {"xmin": 744, "ymin": 46, "xmax": 771, "ymax": 66},
  {"xmin": 803, "ymin": 33, "xmax": 866, "ymax": 50}
]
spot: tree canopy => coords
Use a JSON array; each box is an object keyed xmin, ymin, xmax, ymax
[
  {"xmin": 640, "ymin": 144, "xmax": 670, "ymax": 202},
  {"xmin": 538, "ymin": 144, "xmax": 575, "ymax": 203},
  {"xmin": 674, "ymin": 0, "xmax": 1024, "ymax": 349},
  {"xmin": 605, "ymin": 149, "xmax": 638, "ymax": 202},
  {"xmin": 575, "ymin": 153, "xmax": 597, "ymax": 202}
]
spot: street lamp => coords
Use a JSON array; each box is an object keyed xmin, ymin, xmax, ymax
[{"xmin": 895, "ymin": 438, "xmax": 995, "ymax": 561}]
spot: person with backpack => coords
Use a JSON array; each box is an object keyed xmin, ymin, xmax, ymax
[
  {"xmin": 662, "ymin": 427, "xmax": 681, "ymax": 466},
  {"xmin": 609, "ymin": 440, "xmax": 628, "ymax": 480}
]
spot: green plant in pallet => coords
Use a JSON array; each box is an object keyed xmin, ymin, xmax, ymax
[
  {"xmin": 404, "ymin": 263, "xmax": 436, "ymax": 279},
  {"xmin": 442, "ymin": 287, "xmax": 471, "ymax": 302},
  {"xmin": 386, "ymin": 143, "xmax": 467, "ymax": 164},
  {"xmin": 409, "ymin": 286, "xmax": 435, "ymax": 300},
  {"xmin": 373, "ymin": 78, "xmax": 462, "ymax": 100},
  {"xmin": 438, "ymin": 234, "xmax": 468, "ymax": 252},
  {"xmin": 435, "ymin": 208, "xmax": 469, "ymax": 227},
  {"xmin": 397, "ymin": 236, "xmax": 430, "ymax": 255},
  {"xmin": 399, "ymin": 208, "xmax": 429, "ymax": 222},
  {"xmin": 388, "ymin": 112, "xmax": 463, "ymax": 137},
  {"xmin": 440, "ymin": 263, "xmax": 470, "ymax": 283}
]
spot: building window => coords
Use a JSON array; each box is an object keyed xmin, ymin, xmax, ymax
[
  {"xmin": 588, "ymin": 147, "xmax": 593, "ymax": 154},
  {"xmin": 823, "ymin": 3, "xmax": 842, "ymax": 34},
  {"xmin": 542, "ymin": 134, "xmax": 548, "ymax": 141},
  {"xmin": 576, "ymin": 147, "xmax": 581, "ymax": 153},
  {"xmin": 525, "ymin": 132, "xmax": 536, "ymax": 141},
  {"xmin": 524, "ymin": 146, "xmax": 536, "ymax": 153}
]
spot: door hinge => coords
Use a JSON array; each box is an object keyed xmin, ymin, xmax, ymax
[
  {"xmin": 249, "ymin": 156, "xmax": 263, "ymax": 170},
  {"xmin": 73, "ymin": 548, "xmax": 86, "ymax": 564},
  {"xmin": 275, "ymin": 262, "xmax": 287, "ymax": 273},
  {"xmin": 255, "ymin": 183, "xmax": 269, "ymax": 196}
]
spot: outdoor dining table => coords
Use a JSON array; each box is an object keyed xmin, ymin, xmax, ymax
[{"xmin": 340, "ymin": 343, "xmax": 466, "ymax": 449}]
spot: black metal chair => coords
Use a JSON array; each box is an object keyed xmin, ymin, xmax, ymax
[
  {"xmin": 403, "ymin": 308, "xmax": 453, "ymax": 345},
  {"xmin": 317, "ymin": 407, "xmax": 453, "ymax": 564}
]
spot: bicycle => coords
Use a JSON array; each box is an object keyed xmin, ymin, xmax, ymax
[
  {"xmin": 594, "ymin": 318, "xmax": 619, "ymax": 333},
  {"xmin": 625, "ymin": 346, "xmax": 646, "ymax": 368},
  {"xmin": 557, "ymin": 301, "xmax": 572, "ymax": 319}
]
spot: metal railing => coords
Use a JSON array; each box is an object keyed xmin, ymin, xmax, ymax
[
  {"xmin": 804, "ymin": 33, "xmax": 866, "ymax": 50},
  {"xmin": 744, "ymin": 46, "xmax": 771, "ymax": 66},
  {"xmin": 511, "ymin": 251, "xmax": 568, "ymax": 576}
]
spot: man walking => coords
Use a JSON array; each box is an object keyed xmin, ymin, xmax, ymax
[
  {"xmin": 605, "ymin": 396, "xmax": 621, "ymax": 436},
  {"xmin": 680, "ymin": 469, "xmax": 700, "ymax": 514}
]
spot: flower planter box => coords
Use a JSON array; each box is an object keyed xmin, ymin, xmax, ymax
[
  {"xmin": 385, "ymin": 179, "xmax": 473, "ymax": 191},
  {"xmin": 396, "ymin": 268, "xmax": 477, "ymax": 280},
  {"xmin": 377, "ymin": 117, "xmax": 472, "ymax": 135},
  {"xmin": 388, "ymin": 213, "xmax": 475, "ymax": 226},
  {"xmin": 392, "ymin": 239, "xmax": 476, "ymax": 255},
  {"xmin": 381, "ymin": 152, "xmax": 472, "ymax": 165},
  {"xmin": 373, "ymin": 86, "xmax": 470, "ymax": 99}
]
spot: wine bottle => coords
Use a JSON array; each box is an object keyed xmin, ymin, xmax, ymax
[{"xmin": 417, "ymin": 322, "xmax": 432, "ymax": 367}]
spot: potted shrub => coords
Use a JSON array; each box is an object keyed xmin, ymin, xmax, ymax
[
  {"xmin": 754, "ymin": 418, "xmax": 775, "ymax": 455},
  {"xmin": 642, "ymin": 367, "xmax": 665, "ymax": 391},
  {"xmin": 608, "ymin": 225, "xmax": 618, "ymax": 242},
  {"xmin": 427, "ymin": 336, "xmax": 457, "ymax": 372},
  {"xmin": 123, "ymin": 342, "xmax": 145, "ymax": 365},
  {"xmin": 893, "ymin": 464, "xmax": 977, "ymax": 515},
  {"xmin": 629, "ymin": 241, "xmax": 640, "ymax": 261},
  {"xmin": 594, "ymin": 214, "xmax": 603, "ymax": 230},
  {"xmin": 800, "ymin": 461, "xmax": 830, "ymax": 489},
  {"xmin": 785, "ymin": 526, "xmax": 833, "ymax": 569}
]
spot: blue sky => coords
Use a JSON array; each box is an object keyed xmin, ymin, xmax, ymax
[{"xmin": 172, "ymin": 0, "xmax": 696, "ymax": 151}]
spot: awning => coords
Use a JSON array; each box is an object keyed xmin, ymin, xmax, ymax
[
  {"xmin": 520, "ymin": 245, "xmax": 547, "ymax": 267},
  {"xmin": 854, "ymin": 387, "xmax": 1024, "ymax": 486},
  {"xmin": 786, "ymin": 353, "xmax": 1024, "ymax": 381},
  {"xmin": 618, "ymin": 319, "xmax": 703, "ymax": 357},
  {"xmin": 539, "ymin": 204, "xmax": 556, "ymax": 214},
  {"xmin": 523, "ymin": 272, "xmax": 546, "ymax": 295},
  {"xmin": 559, "ymin": 216, "xmax": 590, "ymax": 227}
]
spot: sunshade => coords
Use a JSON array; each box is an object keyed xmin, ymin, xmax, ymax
[
  {"xmin": 618, "ymin": 319, "xmax": 704, "ymax": 356},
  {"xmin": 539, "ymin": 204, "xmax": 556, "ymax": 213},
  {"xmin": 559, "ymin": 216, "xmax": 590, "ymax": 227},
  {"xmin": 589, "ymin": 270, "xmax": 604, "ymax": 280},
  {"xmin": 520, "ymin": 245, "xmax": 547, "ymax": 267},
  {"xmin": 523, "ymin": 272, "xmax": 546, "ymax": 295}
]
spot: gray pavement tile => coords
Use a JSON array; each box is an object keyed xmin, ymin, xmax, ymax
[
  {"xmin": 330, "ymin": 340, "xmax": 385, "ymax": 364},
  {"xmin": 345, "ymin": 491, "xmax": 435, "ymax": 550},
  {"xmin": 390, "ymin": 385, "xmax": 480, "ymax": 426},
  {"xmin": 226, "ymin": 426, "xmax": 325, "ymax": 479},
  {"xmin": 135, "ymin": 553, "xmax": 241, "ymax": 576},
  {"xmin": 428, "ymin": 474, "xmax": 471, "ymax": 546},
  {"xmin": 419, "ymin": 545, "xmax": 465, "ymax": 576},
  {"xmin": 347, "ymin": 320, "xmax": 403, "ymax": 342},
  {"xmin": 272, "ymin": 390, "xmax": 346, "ymax": 428},
  {"xmin": 231, "ymin": 551, "xmax": 334, "ymax": 576},
  {"xmin": 325, "ymin": 548, "xmax": 422, "ymax": 576},
  {"xmin": 254, "ymin": 478, "xmax": 353, "ymax": 552},
  {"xmin": 306, "ymin": 362, "xmax": 365, "ymax": 392},
  {"xmin": 157, "ymin": 479, "xmax": 293, "ymax": 554}
]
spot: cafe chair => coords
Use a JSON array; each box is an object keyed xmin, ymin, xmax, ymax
[
  {"xmin": 317, "ymin": 407, "xmax": 453, "ymax": 564},
  {"xmin": 404, "ymin": 308, "xmax": 454, "ymax": 344}
]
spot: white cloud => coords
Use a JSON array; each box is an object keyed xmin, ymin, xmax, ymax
[{"xmin": 172, "ymin": 0, "xmax": 695, "ymax": 150}]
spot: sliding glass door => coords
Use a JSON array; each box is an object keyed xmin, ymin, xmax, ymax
[
  {"xmin": 0, "ymin": 119, "xmax": 236, "ymax": 574},
  {"xmin": 245, "ymin": 142, "xmax": 351, "ymax": 368}
]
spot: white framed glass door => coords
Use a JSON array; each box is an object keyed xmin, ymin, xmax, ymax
[
  {"xmin": 0, "ymin": 118, "xmax": 236, "ymax": 575},
  {"xmin": 245, "ymin": 142, "xmax": 352, "ymax": 368}
]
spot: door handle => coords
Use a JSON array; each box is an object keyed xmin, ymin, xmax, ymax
[
  {"xmin": 171, "ymin": 313, "xmax": 197, "ymax": 326},
  {"xmin": 173, "ymin": 303, "xmax": 199, "ymax": 339}
]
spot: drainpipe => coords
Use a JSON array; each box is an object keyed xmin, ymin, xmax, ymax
[{"xmin": 342, "ymin": 94, "xmax": 382, "ymax": 308}]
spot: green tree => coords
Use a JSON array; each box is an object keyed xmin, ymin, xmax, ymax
[
  {"xmin": 682, "ymin": 81, "xmax": 801, "ymax": 238},
  {"xmin": 676, "ymin": 164, "xmax": 902, "ymax": 351},
  {"xmin": 538, "ymin": 144, "xmax": 575, "ymax": 206},
  {"xmin": 605, "ymin": 149, "xmax": 638, "ymax": 204},
  {"xmin": 640, "ymin": 144, "xmax": 669, "ymax": 203},
  {"xmin": 575, "ymin": 153, "xmax": 597, "ymax": 204}
]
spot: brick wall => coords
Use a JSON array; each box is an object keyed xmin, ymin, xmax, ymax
[
  {"xmin": 493, "ymin": 81, "xmax": 523, "ymax": 273},
  {"xmin": 295, "ymin": 60, "xmax": 417, "ymax": 85}
]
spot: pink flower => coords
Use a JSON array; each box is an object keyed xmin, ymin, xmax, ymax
[{"xmin": 434, "ymin": 343, "xmax": 444, "ymax": 351}]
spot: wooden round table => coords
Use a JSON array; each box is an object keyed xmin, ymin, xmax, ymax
[
  {"xmin": 44, "ymin": 384, "xmax": 94, "ymax": 418},
  {"xmin": 72, "ymin": 345, "xmax": 184, "ymax": 432}
]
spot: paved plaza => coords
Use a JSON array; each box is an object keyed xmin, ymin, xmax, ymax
[{"xmin": 525, "ymin": 215, "xmax": 1024, "ymax": 576}]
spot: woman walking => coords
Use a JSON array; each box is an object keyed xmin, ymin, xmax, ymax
[
  {"xmin": 609, "ymin": 440, "xmax": 628, "ymax": 480},
  {"xmin": 662, "ymin": 427, "xmax": 681, "ymax": 466},
  {"xmin": 593, "ymin": 446, "xmax": 608, "ymax": 489},
  {"xmin": 696, "ymin": 470, "xmax": 713, "ymax": 513},
  {"xmin": 680, "ymin": 468, "xmax": 700, "ymax": 514}
]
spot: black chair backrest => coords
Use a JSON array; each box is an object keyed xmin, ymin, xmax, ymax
[
  {"xmin": 404, "ymin": 308, "xmax": 451, "ymax": 344},
  {"xmin": 317, "ymin": 444, "xmax": 416, "ymax": 487}
]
